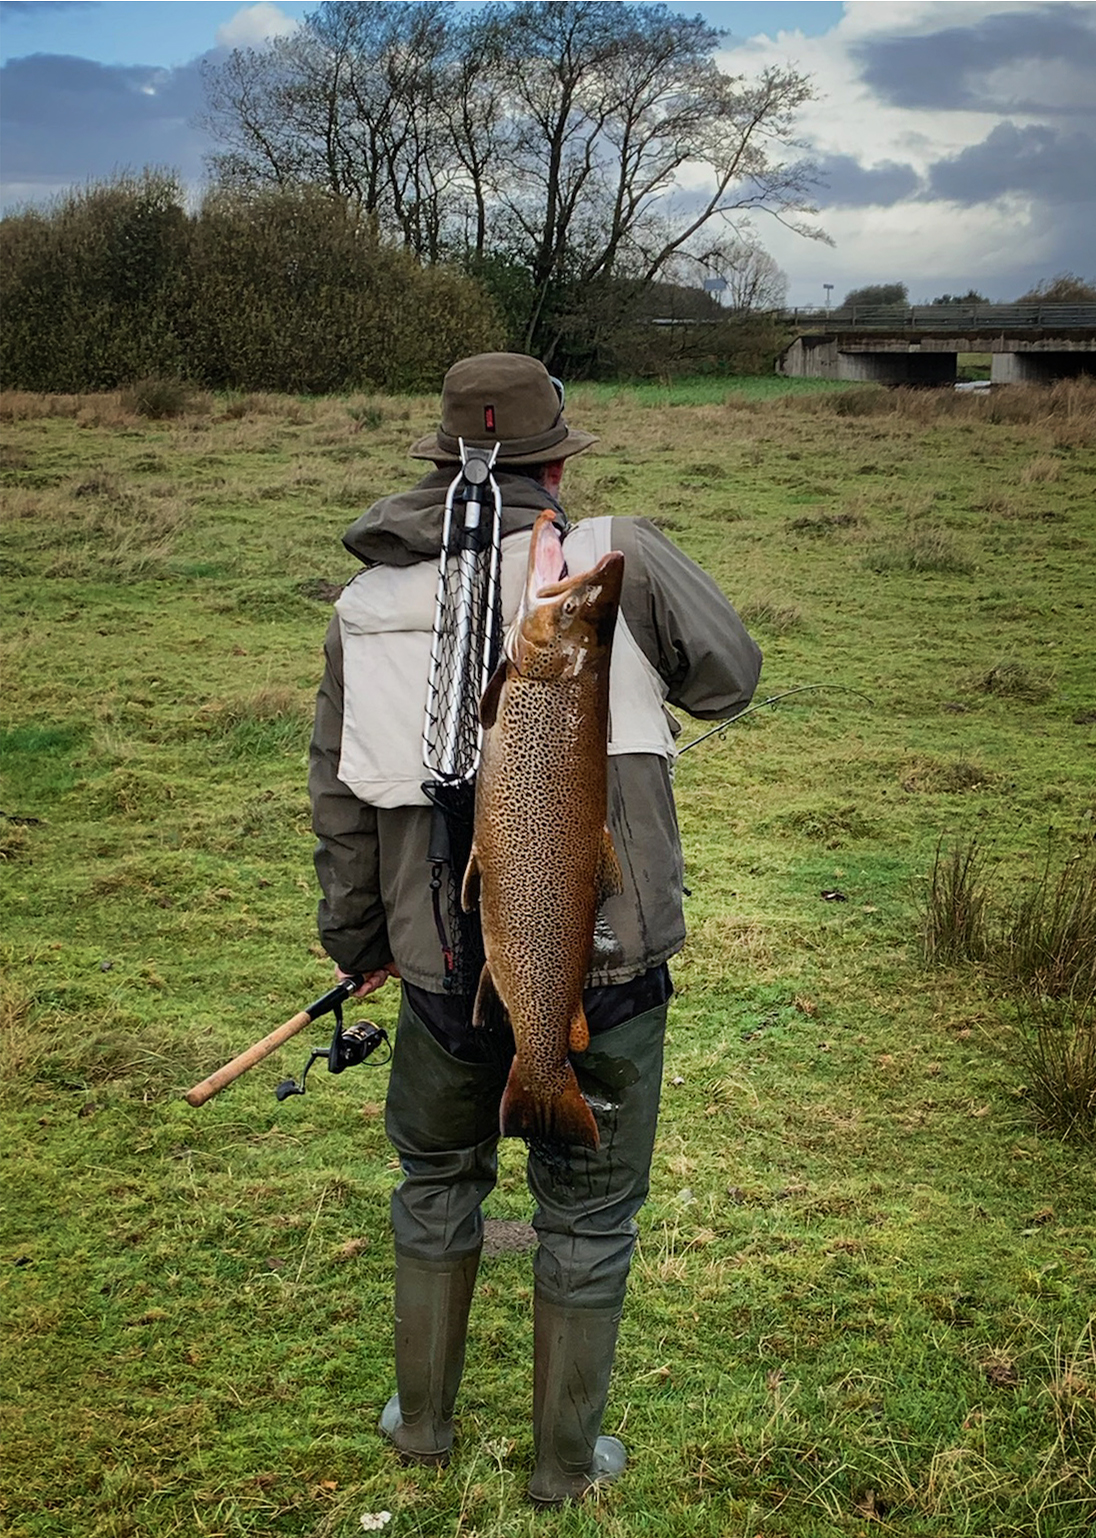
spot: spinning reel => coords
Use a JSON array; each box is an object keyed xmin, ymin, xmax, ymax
[{"xmin": 275, "ymin": 999, "xmax": 390, "ymax": 1101}]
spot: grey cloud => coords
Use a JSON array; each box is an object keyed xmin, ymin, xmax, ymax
[
  {"xmin": 0, "ymin": 52, "xmax": 209, "ymax": 200},
  {"xmin": 814, "ymin": 153, "xmax": 920, "ymax": 208},
  {"xmin": 927, "ymin": 121, "xmax": 1096, "ymax": 205},
  {"xmin": 852, "ymin": 2, "xmax": 1096, "ymax": 114}
]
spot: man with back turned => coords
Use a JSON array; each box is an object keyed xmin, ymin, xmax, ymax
[{"xmin": 309, "ymin": 352, "xmax": 762, "ymax": 1503}]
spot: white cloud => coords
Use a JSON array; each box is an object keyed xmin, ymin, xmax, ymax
[
  {"xmin": 706, "ymin": 1, "xmax": 1096, "ymax": 303},
  {"xmin": 764, "ymin": 194, "xmax": 1063, "ymax": 304},
  {"xmin": 215, "ymin": 3, "xmax": 299, "ymax": 51}
]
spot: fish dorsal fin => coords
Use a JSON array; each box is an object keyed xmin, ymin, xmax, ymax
[
  {"xmin": 472, "ymin": 961, "xmax": 509, "ymax": 1031},
  {"xmin": 461, "ymin": 849, "xmax": 481, "ymax": 913},
  {"xmin": 479, "ymin": 660, "xmax": 507, "ymax": 728}
]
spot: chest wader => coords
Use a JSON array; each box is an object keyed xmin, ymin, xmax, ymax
[{"xmin": 382, "ymin": 988, "xmax": 666, "ymax": 1499}]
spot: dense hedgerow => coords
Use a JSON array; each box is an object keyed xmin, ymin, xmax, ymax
[{"xmin": 0, "ymin": 175, "xmax": 503, "ymax": 394}]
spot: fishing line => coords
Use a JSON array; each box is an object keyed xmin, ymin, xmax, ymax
[{"xmin": 677, "ymin": 684, "xmax": 875, "ymax": 754}]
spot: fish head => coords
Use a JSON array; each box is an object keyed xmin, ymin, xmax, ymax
[{"xmin": 508, "ymin": 510, "xmax": 623, "ymax": 680}]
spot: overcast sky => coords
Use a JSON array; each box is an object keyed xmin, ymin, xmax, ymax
[{"xmin": 1, "ymin": 0, "xmax": 1093, "ymax": 306}]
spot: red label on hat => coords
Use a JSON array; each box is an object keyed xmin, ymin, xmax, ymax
[{"xmin": 485, "ymin": 405, "xmax": 496, "ymax": 432}]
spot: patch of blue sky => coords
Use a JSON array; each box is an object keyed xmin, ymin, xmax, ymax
[{"xmin": 0, "ymin": 0, "xmax": 845, "ymax": 70}]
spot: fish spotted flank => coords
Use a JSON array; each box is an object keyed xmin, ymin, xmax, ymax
[{"xmin": 462, "ymin": 510, "xmax": 624, "ymax": 1150}]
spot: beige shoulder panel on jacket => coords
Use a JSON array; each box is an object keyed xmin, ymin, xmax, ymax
[{"xmin": 336, "ymin": 518, "xmax": 674, "ymax": 810}]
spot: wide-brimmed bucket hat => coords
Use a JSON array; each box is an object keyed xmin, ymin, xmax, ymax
[{"xmin": 409, "ymin": 352, "xmax": 597, "ymax": 466}]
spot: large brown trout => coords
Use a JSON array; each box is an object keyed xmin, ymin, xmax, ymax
[{"xmin": 462, "ymin": 509, "xmax": 624, "ymax": 1151}]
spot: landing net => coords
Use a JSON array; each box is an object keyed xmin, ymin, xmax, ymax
[{"xmin": 422, "ymin": 445, "xmax": 503, "ymax": 994}]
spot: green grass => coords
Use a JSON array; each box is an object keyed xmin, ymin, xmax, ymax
[{"xmin": 2, "ymin": 377, "xmax": 1095, "ymax": 1537}]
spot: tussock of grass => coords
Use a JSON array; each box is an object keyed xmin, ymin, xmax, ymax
[
  {"xmin": 964, "ymin": 658, "xmax": 1055, "ymax": 702},
  {"xmin": 999, "ymin": 847, "xmax": 1096, "ymax": 999},
  {"xmin": 920, "ymin": 838, "xmax": 993, "ymax": 966},
  {"xmin": 74, "ymin": 767, "xmax": 179, "ymax": 819},
  {"xmin": 1013, "ymin": 988, "xmax": 1096, "ymax": 1142},
  {"xmin": 774, "ymin": 802, "xmax": 878, "ymax": 843},
  {"xmin": 1020, "ymin": 454, "xmax": 1062, "ymax": 484},
  {"xmin": 0, "ymin": 976, "xmax": 40, "ymax": 1081},
  {"xmin": 901, "ymin": 756, "xmax": 995, "ymax": 794},
  {"xmin": 785, "ymin": 510, "xmax": 865, "ymax": 537},
  {"xmin": 865, "ymin": 525, "xmax": 974, "ymax": 574},
  {"xmin": 120, "ymin": 377, "xmax": 207, "ymax": 420},
  {"xmin": 971, "ymin": 658, "xmax": 1057, "ymax": 701},
  {"xmin": 737, "ymin": 595, "xmax": 803, "ymax": 633}
]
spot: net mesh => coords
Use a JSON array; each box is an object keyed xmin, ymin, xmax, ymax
[
  {"xmin": 423, "ymin": 547, "xmax": 499, "ymax": 784},
  {"xmin": 422, "ymin": 483, "xmax": 502, "ymax": 996}
]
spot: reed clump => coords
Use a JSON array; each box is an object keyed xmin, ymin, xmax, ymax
[{"xmin": 921, "ymin": 836, "xmax": 1096, "ymax": 1139}]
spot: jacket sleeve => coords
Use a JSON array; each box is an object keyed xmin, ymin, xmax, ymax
[
  {"xmin": 614, "ymin": 517, "xmax": 763, "ymax": 719},
  {"xmin": 308, "ymin": 614, "xmax": 392, "ymax": 972}
]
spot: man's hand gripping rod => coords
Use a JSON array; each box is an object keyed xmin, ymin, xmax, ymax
[{"xmin": 184, "ymin": 975, "xmax": 365, "ymax": 1106}]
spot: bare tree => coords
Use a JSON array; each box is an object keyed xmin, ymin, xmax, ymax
[
  {"xmin": 475, "ymin": 2, "xmax": 823, "ymax": 354},
  {"xmin": 681, "ymin": 238, "xmax": 788, "ymax": 311},
  {"xmin": 200, "ymin": 2, "xmax": 460, "ymax": 257},
  {"xmin": 199, "ymin": 0, "xmax": 824, "ymax": 356}
]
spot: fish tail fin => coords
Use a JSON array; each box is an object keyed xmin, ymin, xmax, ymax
[{"xmin": 501, "ymin": 1058, "xmax": 599, "ymax": 1151}]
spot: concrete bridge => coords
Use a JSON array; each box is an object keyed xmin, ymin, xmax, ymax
[{"xmin": 776, "ymin": 304, "xmax": 1096, "ymax": 385}]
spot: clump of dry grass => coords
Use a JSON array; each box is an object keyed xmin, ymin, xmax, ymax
[
  {"xmin": 865, "ymin": 525, "xmax": 974, "ymax": 575},
  {"xmin": 0, "ymin": 391, "xmax": 84, "ymax": 421},
  {"xmin": 738, "ymin": 595, "xmax": 804, "ymax": 633},
  {"xmin": 200, "ymin": 685, "xmax": 312, "ymax": 730},
  {"xmin": 120, "ymin": 378, "xmax": 209, "ymax": 420},
  {"xmin": 0, "ymin": 976, "xmax": 42, "ymax": 1081},
  {"xmin": 1019, "ymin": 455, "xmax": 1062, "ymax": 484},
  {"xmin": 775, "ymin": 802, "xmax": 878, "ymax": 844},
  {"xmin": 963, "ymin": 659, "xmax": 1054, "ymax": 703},
  {"xmin": 901, "ymin": 757, "xmax": 994, "ymax": 794},
  {"xmin": 785, "ymin": 511, "xmax": 866, "ymax": 537},
  {"xmin": 44, "ymin": 477, "xmax": 188, "ymax": 578}
]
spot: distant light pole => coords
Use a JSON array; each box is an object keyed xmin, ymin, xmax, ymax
[{"xmin": 823, "ymin": 283, "xmax": 834, "ymax": 312}]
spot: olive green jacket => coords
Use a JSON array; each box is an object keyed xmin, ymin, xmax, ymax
[{"xmin": 309, "ymin": 469, "xmax": 762, "ymax": 991}]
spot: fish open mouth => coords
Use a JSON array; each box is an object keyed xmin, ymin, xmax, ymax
[
  {"xmin": 527, "ymin": 511, "xmax": 567, "ymax": 604},
  {"xmin": 504, "ymin": 510, "xmax": 623, "ymax": 669}
]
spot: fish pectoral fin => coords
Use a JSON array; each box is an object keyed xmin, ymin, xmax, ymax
[
  {"xmin": 569, "ymin": 1006, "xmax": 590, "ymax": 1054},
  {"xmin": 501, "ymin": 1057, "xmax": 599, "ymax": 1152},
  {"xmin": 472, "ymin": 963, "xmax": 508, "ymax": 1032},
  {"xmin": 597, "ymin": 827, "xmax": 623, "ymax": 902},
  {"xmin": 461, "ymin": 849, "xmax": 481, "ymax": 913},
  {"xmin": 479, "ymin": 660, "xmax": 507, "ymax": 728}
]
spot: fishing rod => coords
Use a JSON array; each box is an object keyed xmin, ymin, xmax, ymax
[
  {"xmin": 677, "ymin": 684, "xmax": 875, "ymax": 754},
  {"xmin": 184, "ymin": 974, "xmax": 389, "ymax": 1107}
]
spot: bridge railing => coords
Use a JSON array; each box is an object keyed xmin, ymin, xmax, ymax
[{"xmin": 781, "ymin": 304, "xmax": 1096, "ymax": 330}]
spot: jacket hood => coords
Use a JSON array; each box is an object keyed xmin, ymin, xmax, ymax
[{"xmin": 342, "ymin": 469, "xmax": 570, "ymax": 567}]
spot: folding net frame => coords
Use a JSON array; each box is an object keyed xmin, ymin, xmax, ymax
[{"xmin": 421, "ymin": 445, "xmax": 503, "ymax": 994}]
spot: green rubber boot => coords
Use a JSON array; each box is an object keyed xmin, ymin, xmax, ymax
[
  {"xmin": 379, "ymin": 1249, "xmax": 480, "ymax": 1466},
  {"xmin": 527, "ymin": 1295, "xmax": 627, "ymax": 1504}
]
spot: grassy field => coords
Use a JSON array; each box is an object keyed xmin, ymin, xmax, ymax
[{"xmin": 1, "ymin": 375, "xmax": 1094, "ymax": 1538}]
